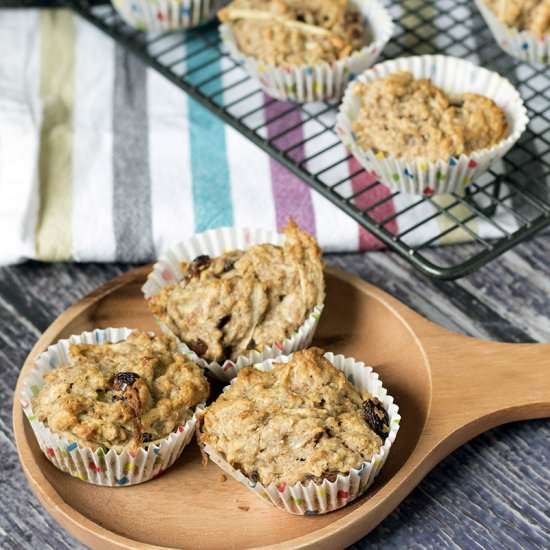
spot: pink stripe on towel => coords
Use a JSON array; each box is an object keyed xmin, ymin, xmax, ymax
[
  {"xmin": 264, "ymin": 96, "xmax": 316, "ymax": 236},
  {"xmin": 348, "ymin": 157, "xmax": 398, "ymax": 250}
]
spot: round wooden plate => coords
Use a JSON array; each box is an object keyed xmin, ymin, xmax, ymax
[{"xmin": 13, "ymin": 266, "xmax": 550, "ymax": 550}]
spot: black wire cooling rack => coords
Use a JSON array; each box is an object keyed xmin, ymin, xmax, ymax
[{"xmin": 5, "ymin": 0, "xmax": 550, "ymax": 279}]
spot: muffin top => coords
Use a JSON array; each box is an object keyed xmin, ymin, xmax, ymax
[
  {"xmin": 199, "ymin": 348, "xmax": 389, "ymax": 486},
  {"xmin": 350, "ymin": 71, "xmax": 509, "ymax": 162},
  {"xmin": 148, "ymin": 220, "xmax": 325, "ymax": 363},
  {"xmin": 31, "ymin": 331, "xmax": 209, "ymax": 452},
  {"xmin": 218, "ymin": 0, "xmax": 367, "ymax": 65},
  {"xmin": 485, "ymin": 0, "xmax": 550, "ymax": 39}
]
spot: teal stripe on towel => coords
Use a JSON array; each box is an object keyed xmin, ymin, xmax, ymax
[{"xmin": 186, "ymin": 31, "xmax": 233, "ymax": 232}]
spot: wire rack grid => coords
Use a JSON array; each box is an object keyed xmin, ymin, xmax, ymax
[{"xmin": 5, "ymin": 0, "xmax": 550, "ymax": 279}]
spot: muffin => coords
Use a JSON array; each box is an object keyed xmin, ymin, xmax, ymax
[
  {"xmin": 22, "ymin": 328, "xmax": 209, "ymax": 486},
  {"xmin": 217, "ymin": 0, "xmax": 393, "ymax": 102},
  {"xmin": 199, "ymin": 348, "xmax": 400, "ymax": 514},
  {"xmin": 219, "ymin": 0, "xmax": 367, "ymax": 66},
  {"xmin": 111, "ymin": 0, "xmax": 229, "ymax": 31},
  {"xmin": 350, "ymin": 71, "xmax": 509, "ymax": 162},
  {"xmin": 336, "ymin": 55, "xmax": 528, "ymax": 195},
  {"xmin": 144, "ymin": 221, "xmax": 325, "ymax": 380},
  {"xmin": 475, "ymin": 0, "xmax": 550, "ymax": 64},
  {"xmin": 484, "ymin": 0, "xmax": 549, "ymax": 39}
]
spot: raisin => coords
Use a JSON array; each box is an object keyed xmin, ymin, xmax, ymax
[
  {"xmin": 222, "ymin": 259, "xmax": 235, "ymax": 273},
  {"xmin": 112, "ymin": 394, "xmax": 125, "ymax": 402},
  {"xmin": 112, "ymin": 372, "xmax": 140, "ymax": 391},
  {"xmin": 296, "ymin": 13, "xmax": 305, "ymax": 22},
  {"xmin": 141, "ymin": 432, "xmax": 153, "ymax": 443},
  {"xmin": 185, "ymin": 255, "xmax": 211, "ymax": 281},
  {"xmin": 218, "ymin": 315, "xmax": 231, "ymax": 329},
  {"xmin": 250, "ymin": 470, "xmax": 260, "ymax": 483},
  {"xmin": 362, "ymin": 398, "xmax": 389, "ymax": 439},
  {"xmin": 246, "ymin": 338, "xmax": 256, "ymax": 350},
  {"xmin": 189, "ymin": 338, "xmax": 208, "ymax": 357}
]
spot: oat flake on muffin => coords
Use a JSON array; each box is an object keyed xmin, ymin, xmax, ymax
[
  {"xmin": 199, "ymin": 347, "xmax": 390, "ymax": 486},
  {"xmin": 31, "ymin": 330, "xmax": 209, "ymax": 452},
  {"xmin": 350, "ymin": 71, "xmax": 509, "ymax": 162},
  {"xmin": 484, "ymin": 0, "xmax": 550, "ymax": 39},
  {"xmin": 218, "ymin": 0, "xmax": 367, "ymax": 65},
  {"xmin": 148, "ymin": 220, "xmax": 325, "ymax": 364}
]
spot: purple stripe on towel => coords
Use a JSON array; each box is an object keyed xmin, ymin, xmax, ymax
[{"xmin": 264, "ymin": 95, "xmax": 316, "ymax": 235}]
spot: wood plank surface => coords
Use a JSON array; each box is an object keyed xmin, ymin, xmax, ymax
[{"xmin": 1, "ymin": 238, "xmax": 549, "ymax": 549}]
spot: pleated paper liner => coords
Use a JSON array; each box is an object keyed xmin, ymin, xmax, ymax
[
  {"xmin": 142, "ymin": 227, "xmax": 324, "ymax": 382},
  {"xmin": 112, "ymin": 0, "xmax": 229, "ymax": 31},
  {"xmin": 336, "ymin": 55, "xmax": 528, "ymax": 195},
  {"xmin": 219, "ymin": 0, "xmax": 393, "ymax": 102},
  {"xmin": 20, "ymin": 327, "xmax": 205, "ymax": 487},
  {"xmin": 200, "ymin": 352, "xmax": 400, "ymax": 515},
  {"xmin": 475, "ymin": 0, "xmax": 550, "ymax": 65}
]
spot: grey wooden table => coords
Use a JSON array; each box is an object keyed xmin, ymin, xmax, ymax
[{"xmin": 2, "ymin": 238, "xmax": 549, "ymax": 549}]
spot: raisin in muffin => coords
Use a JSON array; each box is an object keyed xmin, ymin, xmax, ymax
[
  {"xmin": 148, "ymin": 220, "xmax": 325, "ymax": 364},
  {"xmin": 484, "ymin": 0, "xmax": 550, "ymax": 39},
  {"xmin": 31, "ymin": 331, "xmax": 209, "ymax": 452},
  {"xmin": 218, "ymin": 0, "xmax": 367, "ymax": 65},
  {"xmin": 351, "ymin": 71, "xmax": 509, "ymax": 162},
  {"xmin": 199, "ymin": 348, "xmax": 389, "ymax": 486}
]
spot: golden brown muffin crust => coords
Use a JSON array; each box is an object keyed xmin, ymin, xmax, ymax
[
  {"xmin": 31, "ymin": 331, "xmax": 209, "ymax": 451},
  {"xmin": 351, "ymin": 71, "xmax": 509, "ymax": 161},
  {"xmin": 149, "ymin": 220, "xmax": 325, "ymax": 363},
  {"xmin": 219, "ymin": 0, "xmax": 367, "ymax": 65},
  {"xmin": 199, "ymin": 348, "xmax": 388, "ymax": 486},
  {"xmin": 485, "ymin": 0, "xmax": 550, "ymax": 39}
]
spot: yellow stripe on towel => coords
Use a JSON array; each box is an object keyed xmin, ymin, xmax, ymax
[
  {"xmin": 432, "ymin": 194, "xmax": 479, "ymax": 245},
  {"xmin": 35, "ymin": 10, "xmax": 75, "ymax": 261}
]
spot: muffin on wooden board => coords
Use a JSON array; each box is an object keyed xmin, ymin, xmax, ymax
[
  {"xmin": 21, "ymin": 328, "xmax": 209, "ymax": 486},
  {"xmin": 143, "ymin": 221, "xmax": 325, "ymax": 381},
  {"xmin": 199, "ymin": 348, "xmax": 400, "ymax": 515}
]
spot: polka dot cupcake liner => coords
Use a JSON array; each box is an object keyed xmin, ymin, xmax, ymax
[
  {"xmin": 475, "ymin": 0, "xmax": 550, "ymax": 65},
  {"xmin": 336, "ymin": 55, "xmax": 528, "ymax": 196},
  {"xmin": 219, "ymin": 0, "xmax": 393, "ymax": 103},
  {"xmin": 111, "ymin": 0, "xmax": 229, "ymax": 31},
  {"xmin": 142, "ymin": 227, "xmax": 324, "ymax": 382},
  {"xmin": 199, "ymin": 352, "xmax": 400, "ymax": 515},
  {"xmin": 20, "ymin": 327, "xmax": 205, "ymax": 487}
]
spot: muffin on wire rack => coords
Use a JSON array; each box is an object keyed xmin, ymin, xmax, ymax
[
  {"xmin": 475, "ymin": 0, "xmax": 550, "ymax": 64},
  {"xmin": 112, "ymin": 0, "xmax": 229, "ymax": 31},
  {"xmin": 336, "ymin": 55, "xmax": 528, "ymax": 195},
  {"xmin": 217, "ymin": 0, "xmax": 393, "ymax": 102}
]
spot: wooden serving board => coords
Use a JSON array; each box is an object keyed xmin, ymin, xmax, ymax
[{"xmin": 13, "ymin": 267, "xmax": 550, "ymax": 550}]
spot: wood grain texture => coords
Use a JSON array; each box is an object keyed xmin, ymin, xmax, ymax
[{"xmin": 2, "ymin": 239, "xmax": 550, "ymax": 549}]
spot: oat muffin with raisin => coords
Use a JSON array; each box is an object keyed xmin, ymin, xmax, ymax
[
  {"xmin": 148, "ymin": 220, "xmax": 325, "ymax": 364},
  {"xmin": 199, "ymin": 347, "xmax": 389, "ymax": 486},
  {"xmin": 31, "ymin": 331, "xmax": 209, "ymax": 452},
  {"xmin": 218, "ymin": 0, "xmax": 367, "ymax": 65},
  {"xmin": 350, "ymin": 71, "xmax": 509, "ymax": 162},
  {"xmin": 484, "ymin": 0, "xmax": 550, "ymax": 39}
]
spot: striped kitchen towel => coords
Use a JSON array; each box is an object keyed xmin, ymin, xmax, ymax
[{"xmin": 1, "ymin": 8, "xmax": 520, "ymax": 265}]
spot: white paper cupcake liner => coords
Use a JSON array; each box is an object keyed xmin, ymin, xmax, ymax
[
  {"xmin": 336, "ymin": 55, "xmax": 528, "ymax": 196},
  {"xmin": 475, "ymin": 0, "xmax": 550, "ymax": 65},
  {"xmin": 112, "ymin": 0, "xmax": 229, "ymax": 31},
  {"xmin": 200, "ymin": 352, "xmax": 400, "ymax": 515},
  {"xmin": 219, "ymin": 0, "xmax": 393, "ymax": 103},
  {"xmin": 142, "ymin": 227, "xmax": 324, "ymax": 382},
  {"xmin": 20, "ymin": 327, "xmax": 205, "ymax": 487}
]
